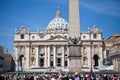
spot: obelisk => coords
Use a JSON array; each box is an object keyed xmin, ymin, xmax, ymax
[{"xmin": 68, "ymin": 0, "xmax": 82, "ymax": 72}]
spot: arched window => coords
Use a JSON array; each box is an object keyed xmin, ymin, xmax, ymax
[{"xmin": 19, "ymin": 55, "xmax": 24, "ymax": 71}]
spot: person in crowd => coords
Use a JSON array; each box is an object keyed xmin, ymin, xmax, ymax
[
  {"xmin": 95, "ymin": 75, "xmax": 100, "ymax": 80},
  {"xmin": 68, "ymin": 74, "xmax": 74, "ymax": 80},
  {"xmin": 84, "ymin": 75, "xmax": 90, "ymax": 80},
  {"xmin": 74, "ymin": 72, "xmax": 80, "ymax": 80},
  {"xmin": 113, "ymin": 75, "xmax": 117, "ymax": 80}
]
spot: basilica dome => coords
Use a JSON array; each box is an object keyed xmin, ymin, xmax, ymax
[{"xmin": 47, "ymin": 9, "xmax": 68, "ymax": 31}]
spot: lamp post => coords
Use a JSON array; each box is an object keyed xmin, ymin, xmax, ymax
[
  {"xmin": 88, "ymin": 30, "xmax": 93, "ymax": 80},
  {"xmin": 90, "ymin": 45, "xmax": 92, "ymax": 73}
]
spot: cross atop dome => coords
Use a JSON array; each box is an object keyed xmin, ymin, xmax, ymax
[{"xmin": 56, "ymin": 7, "xmax": 61, "ymax": 18}]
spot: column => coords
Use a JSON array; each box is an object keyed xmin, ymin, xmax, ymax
[
  {"xmin": 15, "ymin": 46, "xmax": 18, "ymax": 71},
  {"xmin": 44, "ymin": 46, "xmax": 47, "ymax": 67},
  {"xmin": 53, "ymin": 46, "xmax": 56, "ymax": 66},
  {"xmin": 62, "ymin": 45, "xmax": 65, "ymax": 67},
  {"xmin": 36, "ymin": 46, "xmax": 39, "ymax": 67},
  {"xmin": 25, "ymin": 46, "xmax": 30, "ymax": 69},
  {"xmin": 15, "ymin": 46, "xmax": 18, "ymax": 61},
  {"xmin": 67, "ymin": 47, "xmax": 69, "ymax": 67},
  {"xmin": 90, "ymin": 44, "xmax": 93, "ymax": 73},
  {"xmin": 67, "ymin": 58, "xmax": 69, "ymax": 67},
  {"xmin": 88, "ymin": 46, "xmax": 91, "ymax": 67},
  {"xmin": 99, "ymin": 46, "xmax": 103, "ymax": 67},
  {"xmin": 48, "ymin": 46, "xmax": 50, "ymax": 66},
  {"xmin": 15, "ymin": 46, "xmax": 18, "ymax": 64}
]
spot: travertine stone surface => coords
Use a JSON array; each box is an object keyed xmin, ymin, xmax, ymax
[
  {"xmin": 69, "ymin": 46, "xmax": 81, "ymax": 57},
  {"xmin": 69, "ymin": 0, "xmax": 80, "ymax": 38}
]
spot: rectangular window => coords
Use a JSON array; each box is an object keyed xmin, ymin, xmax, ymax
[
  {"xmin": 93, "ymin": 34, "xmax": 97, "ymax": 38},
  {"xmin": 39, "ymin": 46, "xmax": 45, "ymax": 54},
  {"xmin": 20, "ymin": 34, "xmax": 24, "ymax": 39},
  {"xmin": 57, "ymin": 58, "xmax": 61, "ymax": 66},
  {"xmin": 50, "ymin": 61, "xmax": 53, "ymax": 67},
  {"xmin": 39, "ymin": 58, "xmax": 44, "ymax": 67},
  {"xmin": 56, "ymin": 46, "xmax": 62, "ymax": 54},
  {"xmin": 64, "ymin": 61, "xmax": 68, "ymax": 67},
  {"xmin": 106, "ymin": 50, "xmax": 109, "ymax": 58}
]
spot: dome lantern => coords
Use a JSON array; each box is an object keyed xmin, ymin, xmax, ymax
[{"xmin": 56, "ymin": 8, "xmax": 61, "ymax": 18}]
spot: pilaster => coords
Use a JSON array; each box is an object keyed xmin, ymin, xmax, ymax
[
  {"xmin": 36, "ymin": 46, "xmax": 39, "ymax": 67},
  {"xmin": 25, "ymin": 46, "xmax": 30, "ymax": 69},
  {"xmin": 48, "ymin": 46, "xmax": 50, "ymax": 66},
  {"xmin": 15, "ymin": 46, "xmax": 18, "ymax": 61},
  {"xmin": 53, "ymin": 46, "xmax": 56, "ymax": 66},
  {"xmin": 62, "ymin": 45, "xmax": 65, "ymax": 67},
  {"xmin": 15, "ymin": 46, "xmax": 18, "ymax": 71},
  {"xmin": 45, "ymin": 46, "xmax": 47, "ymax": 67}
]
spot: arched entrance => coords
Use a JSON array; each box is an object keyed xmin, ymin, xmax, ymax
[
  {"xmin": 93, "ymin": 55, "xmax": 99, "ymax": 68},
  {"xmin": 19, "ymin": 55, "xmax": 24, "ymax": 71}
]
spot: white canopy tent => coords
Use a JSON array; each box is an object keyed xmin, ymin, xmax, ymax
[{"xmin": 99, "ymin": 65, "xmax": 113, "ymax": 71}]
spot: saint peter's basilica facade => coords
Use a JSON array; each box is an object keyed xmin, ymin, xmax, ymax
[{"xmin": 13, "ymin": 9, "xmax": 104, "ymax": 72}]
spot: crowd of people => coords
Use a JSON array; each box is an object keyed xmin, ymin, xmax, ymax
[{"xmin": 0, "ymin": 72, "xmax": 120, "ymax": 80}]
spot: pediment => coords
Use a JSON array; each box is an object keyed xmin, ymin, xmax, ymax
[
  {"xmin": 15, "ymin": 26, "xmax": 28, "ymax": 34},
  {"xmin": 48, "ymin": 35, "xmax": 68, "ymax": 41}
]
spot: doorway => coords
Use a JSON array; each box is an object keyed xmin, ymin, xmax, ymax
[{"xmin": 93, "ymin": 55, "xmax": 99, "ymax": 68}]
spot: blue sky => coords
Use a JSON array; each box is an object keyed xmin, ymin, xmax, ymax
[{"xmin": 0, "ymin": 0, "xmax": 120, "ymax": 54}]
